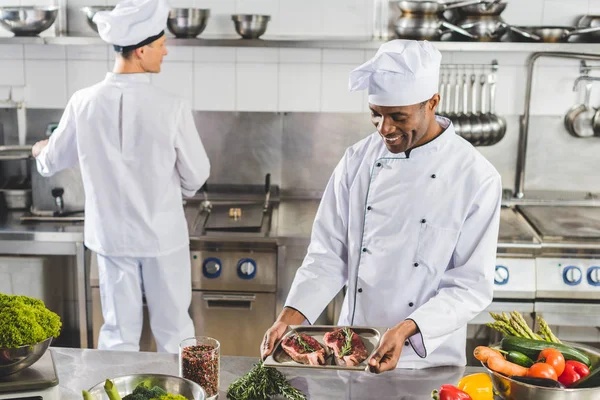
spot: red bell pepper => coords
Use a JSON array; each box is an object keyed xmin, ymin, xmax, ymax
[
  {"xmin": 558, "ymin": 360, "xmax": 590, "ymax": 386},
  {"xmin": 432, "ymin": 384, "xmax": 473, "ymax": 400}
]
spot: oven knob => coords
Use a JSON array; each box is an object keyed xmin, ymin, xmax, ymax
[
  {"xmin": 587, "ymin": 266, "xmax": 600, "ymax": 286},
  {"xmin": 203, "ymin": 258, "xmax": 222, "ymax": 279},
  {"xmin": 494, "ymin": 265, "xmax": 509, "ymax": 285},
  {"xmin": 237, "ymin": 258, "xmax": 257, "ymax": 280},
  {"xmin": 563, "ymin": 266, "xmax": 582, "ymax": 286}
]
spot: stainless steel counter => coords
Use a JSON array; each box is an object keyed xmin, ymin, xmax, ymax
[{"xmin": 52, "ymin": 347, "xmax": 484, "ymax": 400}]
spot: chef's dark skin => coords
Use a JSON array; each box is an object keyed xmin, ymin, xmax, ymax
[
  {"xmin": 261, "ymin": 94, "xmax": 446, "ymax": 374},
  {"xmin": 371, "ymin": 93, "xmax": 443, "ymax": 154}
]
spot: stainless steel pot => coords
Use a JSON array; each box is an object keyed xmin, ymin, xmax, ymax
[
  {"xmin": 456, "ymin": 17, "xmax": 506, "ymax": 41},
  {"xmin": 508, "ymin": 25, "xmax": 600, "ymax": 42},
  {"xmin": 482, "ymin": 341, "xmax": 600, "ymax": 400},
  {"xmin": 477, "ymin": 74, "xmax": 494, "ymax": 145},
  {"xmin": 0, "ymin": 188, "xmax": 31, "ymax": 210},
  {"xmin": 396, "ymin": 0, "xmax": 484, "ymax": 14},
  {"xmin": 455, "ymin": 1, "xmax": 506, "ymax": 17}
]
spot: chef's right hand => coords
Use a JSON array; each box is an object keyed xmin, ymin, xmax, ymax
[{"xmin": 261, "ymin": 321, "xmax": 288, "ymax": 360}]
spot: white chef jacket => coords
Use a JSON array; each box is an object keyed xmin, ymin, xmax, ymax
[
  {"xmin": 285, "ymin": 116, "xmax": 502, "ymax": 368},
  {"xmin": 37, "ymin": 73, "xmax": 210, "ymax": 257}
]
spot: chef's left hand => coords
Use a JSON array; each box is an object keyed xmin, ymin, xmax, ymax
[
  {"xmin": 368, "ymin": 320, "xmax": 417, "ymax": 374},
  {"xmin": 32, "ymin": 139, "xmax": 49, "ymax": 158}
]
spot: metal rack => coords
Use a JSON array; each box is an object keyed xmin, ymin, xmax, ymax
[{"xmin": 515, "ymin": 51, "xmax": 600, "ymax": 199}]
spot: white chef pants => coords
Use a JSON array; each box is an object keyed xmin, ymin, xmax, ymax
[{"xmin": 97, "ymin": 246, "xmax": 195, "ymax": 353}]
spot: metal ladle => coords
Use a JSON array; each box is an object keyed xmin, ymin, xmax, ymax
[
  {"xmin": 458, "ymin": 74, "xmax": 472, "ymax": 142},
  {"xmin": 488, "ymin": 72, "xmax": 506, "ymax": 144},
  {"xmin": 469, "ymin": 73, "xmax": 483, "ymax": 145},
  {"xmin": 452, "ymin": 73, "xmax": 462, "ymax": 137},
  {"xmin": 478, "ymin": 74, "xmax": 494, "ymax": 145}
]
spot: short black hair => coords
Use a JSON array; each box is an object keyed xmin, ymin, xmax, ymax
[
  {"xmin": 419, "ymin": 100, "xmax": 428, "ymax": 109},
  {"xmin": 118, "ymin": 50, "xmax": 134, "ymax": 60}
]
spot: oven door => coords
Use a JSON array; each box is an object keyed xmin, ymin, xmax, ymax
[
  {"xmin": 191, "ymin": 291, "xmax": 275, "ymax": 357},
  {"xmin": 535, "ymin": 302, "xmax": 600, "ymax": 349}
]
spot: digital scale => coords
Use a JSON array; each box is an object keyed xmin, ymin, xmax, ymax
[{"xmin": 0, "ymin": 350, "xmax": 59, "ymax": 400}]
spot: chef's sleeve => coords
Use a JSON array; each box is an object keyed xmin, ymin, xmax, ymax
[
  {"xmin": 36, "ymin": 96, "xmax": 79, "ymax": 177},
  {"xmin": 175, "ymin": 101, "xmax": 210, "ymax": 197},
  {"xmin": 406, "ymin": 174, "xmax": 502, "ymax": 358},
  {"xmin": 284, "ymin": 150, "xmax": 351, "ymax": 324}
]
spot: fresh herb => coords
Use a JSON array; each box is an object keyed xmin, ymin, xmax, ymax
[
  {"xmin": 295, "ymin": 333, "xmax": 314, "ymax": 353},
  {"xmin": 338, "ymin": 328, "xmax": 353, "ymax": 358},
  {"xmin": 227, "ymin": 361, "xmax": 306, "ymax": 400}
]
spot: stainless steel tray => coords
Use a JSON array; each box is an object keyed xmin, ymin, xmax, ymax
[{"xmin": 264, "ymin": 325, "xmax": 383, "ymax": 371}]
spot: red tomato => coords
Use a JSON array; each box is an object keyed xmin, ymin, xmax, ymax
[
  {"xmin": 537, "ymin": 348, "xmax": 565, "ymax": 377},
  {"xmin": 528, "ymin": 362, "xmax": 559, "ymax": 381}
]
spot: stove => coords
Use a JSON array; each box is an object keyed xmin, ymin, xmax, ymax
[
  {"xmin": 0, "ymin": 349, "xmax": 59, "ymax": 399},
  {"xmin": 519, "ymin": 205, "xmax": 600, "ymax": 245}
]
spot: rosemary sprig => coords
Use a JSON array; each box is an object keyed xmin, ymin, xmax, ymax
[
  {"xmin": 227, "ymin": 361, "xmax": 306, "ymax": 400},
  {"xmin": 338, "ymin": 327, "xmax": 353, "ymax": 358},
  {"xmin": 295, "ymin": 333, "xmax": 314, "ymax": 353}
]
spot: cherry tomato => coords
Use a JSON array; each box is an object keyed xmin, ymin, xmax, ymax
[
  {"xmin": 528, "ymin": 362, "xmax": 558, "ymax": 381},
  {"xmin": 537, "ymin": 348, "xmax": 565, "ymax": 377}
]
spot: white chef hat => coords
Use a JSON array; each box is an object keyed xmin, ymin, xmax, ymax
[
  {"xmin": 93, "ymin": 0, "xmax": 170, "ymax": 52},
  {"xmin": 349, "ymin": 39, "xmax": 442, "ymax": 107}
]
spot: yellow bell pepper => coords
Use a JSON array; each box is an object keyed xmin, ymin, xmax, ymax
[{"xmin": 457, "ymin": 373, "xmax": 493, "ymax": 400}]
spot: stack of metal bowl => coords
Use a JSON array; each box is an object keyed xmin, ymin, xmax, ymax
[
  {"xmin": 167, "ymin": 8, "xmax": 210, "ymax": 38},
  {"xmin": 0, "ymin": 337, "xmax": 52, "ymax": 377},
  {"xmin": 80, "ymin": 6, "xmax": 113, "ymax": 33},
  {"xmin": 231, "ymin": 14, "xmax": 270, "ymax": 39},
  {"xmin": 0, "ymin": 6, "xmax": 58, "ymax": 36}
]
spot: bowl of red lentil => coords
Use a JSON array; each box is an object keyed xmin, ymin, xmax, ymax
[{"xmin": 179, "ymin": 336, "xmax": 220, "ymax": 400}]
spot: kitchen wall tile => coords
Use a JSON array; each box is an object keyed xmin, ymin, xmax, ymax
[
  {"xmin": 494, "ymin": 66, "xmax": 527, "ymax": 116},
  {"xmin": 195, "ymin": 0, "xmax": 236, "ymax": 36},
  {"xmin": 236, "ymin": 63, "xmax": 278, "ymax": 111},
  {"xmin": 0, "ymin": 0, "xmax": 15, "ymax": 6},
  {"xmin": 236, "ymin": 47, "xmax": 278, "ymax": 63},
  {"xmin": 194, "ymin": 63, "xmax": 235, "ymax": 110},
  {"xmin": 24, "ymin": 60, "xmax": 67, "ymax": 108},
  {"xmin": 279, "ymin": 48, "xmax": 322, "ymax": 64},
  {"xmin": 66, "ymin": 45, "xmax": 108, "ymax": 60},
  {"xmin": 590, "ymin": 0, "xmax": 600, "ymax": 14},
  {"xmin": 321, "ymin": 64, "xmax": 363, "ymax": 113},
  {"xmin": 24, "ymin": 44, "xmax": 66, "ymax": 60},
  {"xmin": 279, "ymin": 64, "xmax": 321, "ymax": 112},
  {"xmin": 477, "ymin": 115, "xmax": 520, "ymax": 191},
  {"xmin": 163, "ymin": 46, "xmax": 194, "ymax": 62},
  {"xmin": 453, "ymin": 52, "xmax": 528, "ymax": 67},
  {"xmin": 501, "ymin": 0, "xmax": 544, "ymax": 26},
  {"xmin": 152, "ymin": 62, "xmax": 194, "ymax": 104},
  {"xmin": 194, "ymin": 47, "xmax": 236, "ymax": 62},
  {"xmin": 322, "ymin": 0, "xmax": 371, "ymax": 37},
  {"xmin": 530, "ymin": 65, "xmax": 582, "ymax": 116},
  {"xmin": 0, "ymin": 60, "xmax": 25, "ymax": 86},
  {"xmin": 67, "ymin": 0, "xmax": 101, "ymax": 36},
  {"xmin": 234, "ymin": 0, "xmax": 280, "ymax": 36},
  {"xmin": 66, "ymin": 60, "xmax": 107, "ymax": 98},
  {"xmin": 0, "ymin": 45, "xmax": 23, "ymax": 59},
  {"xmin": 10, "ymin": 87, "xmax": 26, "ymax": 103},
  {"xmin": 278, "ymin": 0, "xmax": 323, "ymax": 36},
  {"xmin": 542, "ymin": 0, "xmax": 589, "ymax": 25},
  {"xmin": 323, "ymin": 49, "xmax": 366, "ymax": 64}
]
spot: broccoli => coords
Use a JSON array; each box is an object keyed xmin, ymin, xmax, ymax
[
  {"xmin": 153, "ymin": 395, "xmax": 187, "ymax": 400},
  {"xmin": 123, "ymin": 394, "xmax": 147, "ymax": 400},
  {"xmin": 0, "ymin": 293, "xmax": 61, "ymax": 348},
  {"xmin": 148, "ymin": 386, "xmax": 167, "ymax": 398}
]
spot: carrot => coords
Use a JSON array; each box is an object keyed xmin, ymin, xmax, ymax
[
  {"xmin": 487, "ymin": 355, "xmax": 529, "ymax": 377},
  {"xmin": 474, "ymin": 346, "xmax": 502, "ymax": 363}
]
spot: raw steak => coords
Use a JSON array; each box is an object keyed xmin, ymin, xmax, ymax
[
  {"xmin": 323, "ymin": 327, "xmax": 368, "ymax": 367},
  {"xmin": 281, "ymin": 333, "xmax": 326, "ymax": 365}
]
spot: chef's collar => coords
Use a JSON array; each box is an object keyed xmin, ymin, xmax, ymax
[
  {"xmin": 388, "ymin": 115, "xmax": 454, "ymax": 159},
  {"xmin": 104, "ymin": 72, "xmax": 152, "ymax": 84}
]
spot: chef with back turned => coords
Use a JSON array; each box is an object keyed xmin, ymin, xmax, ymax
[
  {"xmin": 32, "ymin": 0, "xmax": 210, "ymax": 353},
  {"xmin": 261, "ymin": 39, "xmax": 502, "ymax": 372}
]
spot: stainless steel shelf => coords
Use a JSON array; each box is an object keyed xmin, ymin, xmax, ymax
[{"xmin": 1, "ymin": 35, "xmax": 600, "ymax": 52}]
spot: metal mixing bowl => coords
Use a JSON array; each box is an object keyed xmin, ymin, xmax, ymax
[
  {"xmin": 80, "ymin": 6, "xmax": 113, "ymax": 33},
  {"xmin": 231, "ymin": 14, "xmax": 270, "ymax": 39},
  {"xmin": 167, "ymin": 8, "xmax": 210, "ymax": 38},
  {"xmin": 0, "ymin": 6, "xmax": 58, "ymax": 36},
  {"xmin": 87, "ymin": 374, "xmax": 206, "ymax": 400},
  {"xmin": 0, "ymin": 337, "xmax": 52, "ymax": 377}
]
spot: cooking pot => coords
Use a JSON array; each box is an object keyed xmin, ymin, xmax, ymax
[{"xmin": 507, "ymin": 25, "xmax": 600, "ymax": 42}]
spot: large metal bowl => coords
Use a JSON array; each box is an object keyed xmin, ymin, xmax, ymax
[
  {"xmin": 167, "ymin": 8, "xmax": 210, "ymax": 38},
  {"xmin": 80, "ymin": 6, "xmax": 113, "ymax": 33},
  {"xmin": 0, "ymin": 337, "xmax": 52, "ymax": 377},
  {"xmin": 231, "ymin": 14, "xmax": 270, "ymax": 39},
  {"xmin": 87, "ymin": 374, "xmax": 206, "ymax": 400},
  {"xmin": 482, "ymin": 341, "xmax": 600, "ymax": 400},
  {"xmin": 0, "ymin": 6, "xmax": 58, "ymax": 36}
]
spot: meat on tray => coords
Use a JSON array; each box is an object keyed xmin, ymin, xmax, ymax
[
  {"xmin": 323, "ymin": 327, "xmax": 368, "ymax": 367},
  {"xmin": 281, "ymin": 332, "xmax": 326, "ymax": 365}
]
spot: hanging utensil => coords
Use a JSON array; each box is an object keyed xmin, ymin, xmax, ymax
[
  {"xmin": 487, "ymin": 71, "xmax": 506, "ymax": 144},
  {"xmin": 508, "ymin": 25, "xmax": 600, "ymax": 42},
  {"xmin": 458, "ymin": 73, "xmax": 472, "ymax": 142},
  {"xmin": 478, "ymin": 73, "xmax": 494, "ymax": 145},
  {"xmin": 564, "ymin": 79, "xmax": 596, "ymax": 138},
  {"xmin": 444, "ymin": 72, "xmax": 452, "ymax": 117},
  {"xmin": 469, "ymin": 73, "xmax": 483, "ymax": 145},
  {"xmin": 452, "ymin": 73, "xmax": 462, "ymax": 137},
  {"xmin": 438, "ymin": 72, "xmax": 446, "ymax": 116}
]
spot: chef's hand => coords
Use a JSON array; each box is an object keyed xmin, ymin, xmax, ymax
[
  {"xmin": 261, "ymin": 307, "xmax": 307, "ymax": 360},
  {"xmin": 368, "ymin": 320, "xmax": 417, "ymax": 374},
  {"xmin": 32, "ymin": 139, "xmax": 49, "ymax": 158}
]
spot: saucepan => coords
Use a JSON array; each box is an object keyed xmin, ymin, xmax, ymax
[
  {"xmin": 577, "ymin": 15, "xmax": 600, "ymax": 42},
  {"xmin": 507, "ymin": 25, "xmax": 600, "ymax": 42},
  {"xmin": 564, "ymin": 76, "xmax": 600, "ymax": 138}
]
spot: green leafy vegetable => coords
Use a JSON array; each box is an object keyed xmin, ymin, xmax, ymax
[{"xmin": 227, "ymin": 361, "xmax": 306, "ymax": 400}]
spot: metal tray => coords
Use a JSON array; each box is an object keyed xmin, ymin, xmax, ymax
[{"xmin": 264, "ymin": 325, "xmax": 383, "ymax": 371}]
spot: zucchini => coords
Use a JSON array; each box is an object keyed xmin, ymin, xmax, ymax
[
  {"xmin": 506, "ymin": 351, "xmax": 534, "ymax": 367},
  {"xmin": 501, "ymin": 336, "xmax": 591, "ymax": 367},
  {"xmin": 570, "ymin": 367, "xmax": 600, "ymax": 389}
]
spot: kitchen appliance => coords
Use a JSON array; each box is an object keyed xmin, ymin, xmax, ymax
[
  {"xmin": 0, "ymin": 349, "xmax": 59, "ymax": 400},
  {"xmin": 519, "ymin": 205, "xmax": 600, "ymax": 350},
  {"xmin": 167, "ymin": 8, "xmax": 210, "ymax": 38}
]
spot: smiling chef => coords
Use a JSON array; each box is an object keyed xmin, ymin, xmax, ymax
[
  {"xmin": 32, "ymin": 0, "xmax": 210, "ymax": 353},
  {"xmin": 261, "ymin": 39, "xmax": 502, "ymax": 372}
]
